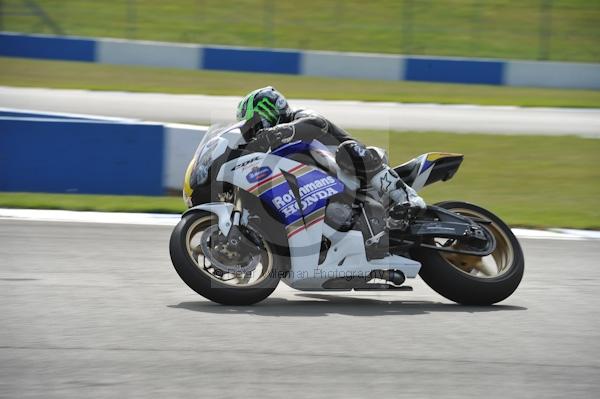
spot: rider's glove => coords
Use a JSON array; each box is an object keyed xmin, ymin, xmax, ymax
[
  {"xmin": 246, "ymin": 132, "xmax": 272, "ymax": 152},
  {"xmin": 248, "ymin": 125, "xmax": 296, "ymax": 152}
]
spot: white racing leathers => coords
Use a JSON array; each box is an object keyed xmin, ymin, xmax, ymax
[{"xmin": 370, "ymin": 166, "xmax": 426, "ymax": 210}]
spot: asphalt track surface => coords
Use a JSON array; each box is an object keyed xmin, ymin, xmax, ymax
[
  {"xmin": 2, "ymin": 86, "xmax": 600, "ymax": 137},
  {"xmin": 1, "ymin": 219, "xmax": 599, "ymax": 398}
]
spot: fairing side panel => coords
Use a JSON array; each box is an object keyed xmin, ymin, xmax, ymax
[
  {"xmin": 287, "ymin": 224, "xmax": 421, "ymax": 290},
  {"xmin": 216, "ymin": 147, "xmax": 422, "ymax": 290},
  {"xmin": 410, "ymin": 152, "xmax": 463, "ymax": 191},
  {"xmin": 218, "ymin": 152, "xmax": 345, "ymax": 285},
  {"xmin": 217, "ymin": 152, "xmax": 344, "ymax": 226}
]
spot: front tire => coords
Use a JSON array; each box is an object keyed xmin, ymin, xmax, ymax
[
  {"xmin": 169, "ymin": 211, "xmax": 283, "ymax": 305},
  {"xmin": 412, "ymin": 201, "xmax": 524, "ymax": 305}
]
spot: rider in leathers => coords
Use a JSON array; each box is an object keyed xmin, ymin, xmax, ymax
[{"xmin": 237, "ymin": 86, "xmax": 426, "ymax": 218}]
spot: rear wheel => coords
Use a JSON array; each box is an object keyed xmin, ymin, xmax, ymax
[
  {"xmin": 412, "ymin": 201, "xmax": 524, "ymax": 305},
  {"xmin": 169, "ymin": 211, "xmax": 283, "ymax": 305}
]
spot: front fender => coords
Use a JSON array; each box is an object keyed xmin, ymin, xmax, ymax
[{"xmin": 183, "ymin": 202, "xmax": 234, "ymax": 236}]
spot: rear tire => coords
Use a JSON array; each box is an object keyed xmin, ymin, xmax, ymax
[
  {"xmin": 169, "ymin": 211, "xmax": 284, "ymax": 305},
  {"xmin": 412, "ymin": 201, "xmax": 524, "ymax": 305}
]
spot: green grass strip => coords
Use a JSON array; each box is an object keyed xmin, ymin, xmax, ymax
[{"xmin": 1, "ymin": 57, "xmax": 600, "ymax": 108}]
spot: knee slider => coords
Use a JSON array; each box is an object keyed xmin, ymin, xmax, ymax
[{"xmin": 335, "ymin": 140, "xmax": 383, "ymax": 179}]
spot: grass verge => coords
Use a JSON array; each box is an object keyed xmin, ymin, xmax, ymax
[
  {"xmin": 1, "ymin": 57, "xmax": 600, "ymax": 108},
  {"xmin": 0, "ymin": 193, "xmax": 185, "ymax": 214},
  {"xmin": 1, "ymin": 131, "xmax": 598, "ymax": 229}
]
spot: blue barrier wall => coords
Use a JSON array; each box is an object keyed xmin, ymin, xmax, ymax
[
  {"xmin": 0, "ymin": 116, "xmax": 164, "ymax": 195},
  {"xmin": 404, "ymin": 58, "xmax": 504, "ymax": 85},
  {"xmin": 203, "ymin": 47, "xmax": 301, "ymax": 74},
  {"xmin": 0, "ymin": 33, "xmax": 95, "ymax": 62},
  {"xmin": 1, "ymin": 32, "xmax": 599, "ymax": 89}
]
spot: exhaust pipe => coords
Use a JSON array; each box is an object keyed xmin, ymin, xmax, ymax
[{"xmin": 370, "ymin": 270, "xmax": 405, "ymax": 286}]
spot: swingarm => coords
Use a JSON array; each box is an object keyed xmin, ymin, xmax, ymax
[{"xmin": 391, "ymin": 205, "xmax": 497, "ymax": 257}]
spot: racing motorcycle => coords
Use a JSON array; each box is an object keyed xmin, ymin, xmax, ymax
[{"xmin": 169, "ymin": 119, "xmax": 524, "ymax": 305}]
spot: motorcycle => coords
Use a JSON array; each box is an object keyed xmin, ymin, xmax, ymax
[{"xmin": 169, "ymin": 119, "xmax": 524, "ymax": 305}]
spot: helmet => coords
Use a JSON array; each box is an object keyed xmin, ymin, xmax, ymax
[{"xmin": 236, "ymin": 86, "xmax": 292, "ymax": 131}]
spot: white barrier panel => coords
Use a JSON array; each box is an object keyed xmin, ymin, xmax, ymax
[
  {"xmin": 505, "ymin": 60, "xmax": 600, "ymax": 90},
  {"xmin": 302, "ymin": 50, "xmax": 404, "ymax": 81},
  {"xmin": 97, "ymin": 38, "xmax": 200, "ymax": 69}
]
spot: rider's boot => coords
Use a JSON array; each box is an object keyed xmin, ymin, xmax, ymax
[{"xmin": 370, "ymin": 166, "xmax": 426, "ymax": 229}]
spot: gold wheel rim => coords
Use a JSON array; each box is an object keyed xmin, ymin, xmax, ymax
[
  {"xmin": 439, "ymin": 208, "xmax": 514, "ymax": 279},
  {"xmin": 184, "ymin": 216, "xmax": 274, "ymax": 287}
]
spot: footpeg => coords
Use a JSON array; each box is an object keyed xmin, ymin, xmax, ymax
[
  {"xmin": 386, "ymin": 203, "xmax": 411, "ymax": 231},
  {"xmin": 387, "ymin": 202, "xmax": 424, "ymax": 231}
]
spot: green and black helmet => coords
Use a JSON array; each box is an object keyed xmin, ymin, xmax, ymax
[{"xmin": 236, "ymin": 86, "xmax": 292, "ymax": 131}]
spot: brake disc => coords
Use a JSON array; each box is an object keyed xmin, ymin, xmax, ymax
[{"xmin": 200, "ymin": 225, "xmax": 260, "ymax": 274}]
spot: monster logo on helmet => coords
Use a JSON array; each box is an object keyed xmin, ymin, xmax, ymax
[{"xmin": 236, "ymin": 86, "xmax": 291, "ymax": 130}]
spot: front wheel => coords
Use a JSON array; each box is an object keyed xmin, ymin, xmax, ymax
[
  {"xmin": 169, "ymin": 210, "xmax": 283, "ymax": 305},
  {"xmin": 412, "ymin": 201, "xmax": 524, "ymax": 305}
]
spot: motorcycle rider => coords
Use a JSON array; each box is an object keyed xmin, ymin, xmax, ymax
[{"xmin": 236, "ymin": 86, "xmax": 426, "ymax": 219}]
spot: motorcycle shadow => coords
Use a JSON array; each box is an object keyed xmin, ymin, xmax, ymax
[{"xmin": 170, "ymin": 294, "xmax": 526, "ymax": 317}]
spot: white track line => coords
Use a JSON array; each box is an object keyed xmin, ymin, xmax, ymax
[
  {"xmin": 0, "ymin": 208, "xmax": 597, "ymax": 241},
  {"xmin": 0, "ymin": 208, "xmax": 179, "ymax": 226}
]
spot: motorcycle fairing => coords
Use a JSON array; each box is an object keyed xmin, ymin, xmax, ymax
[
  {"xmin": 217, "ymin": 151, "xmax": 344, "ymax": 229},
  {"xmin": 217, "ymin": 142, "xmax": 345, "ymax": 230},
  {"xmin": 217, "ymin": 149, "xmax": 422, "ymax": 290},
  {"xmin": 183, "ymin": 136, "xmax": 228, "ymax": 201},
  {"xmin": 270, "ymin": 139, "xmax": 330, "ymax": 158},
  {"xmin": 183, "ymin": 124, "xmax": 247, "ymax": 207},
  {"xmin": 218, "ymin": 151, "xmax": 347, "ymax": 287},
  {"xmin": 397, "ymin": 152, "xmax": 464, "ymax": 191},
  {"xmin": 287, "ymin": 224, "xmax": 421, "ymax": 290}
]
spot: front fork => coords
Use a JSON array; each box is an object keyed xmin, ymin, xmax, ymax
[
  {"xmin": 183, "ymin": 188, "xmax": 261, "ymax": 255},
  {"xmin": 228, "ymin": 187, "xmax": 263, "ymax": 253},
  {"xmin": 184, "ymin": 187, "xmax": 249, "ymax": 234},
  {"xmin": 232, "ymin": 186, "xmax": 251, "ymax": 228}
]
